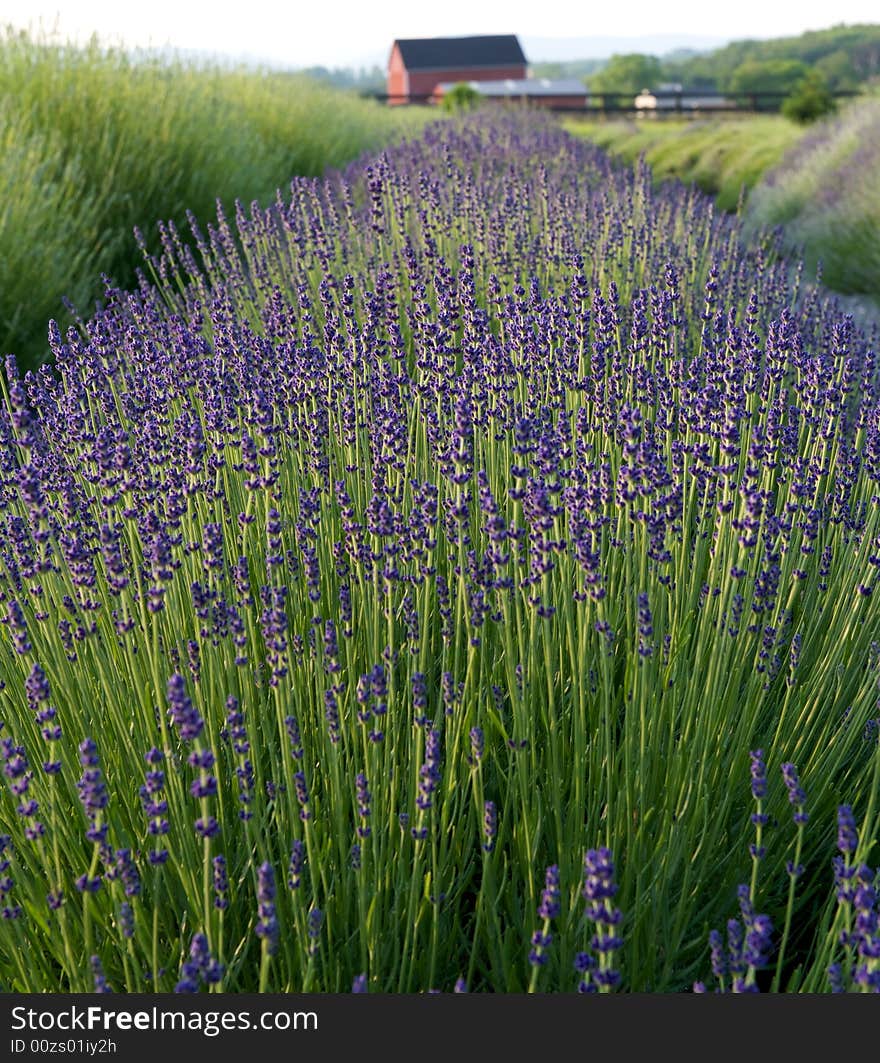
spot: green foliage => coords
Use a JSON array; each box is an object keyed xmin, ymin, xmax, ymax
[
  {"xmin": 0, "ymin": 106, "xmax": 96, "ymax": 357},
  {"xmin": 529, "ymin": 26, "xmax": 879, "ymax": 107},
  {"xmin": 442, "ymin": 82, "xmax": 481, "ymax": 113},
  {"xmin": 747, "ymin": 94, "xmax": 880, "ymax": 296},
  {"xmin": 0, "ymin": 29, "xmax": 429, "ymax": 370},
  {"xmin": 564, "ymin": 116, "xmax": 804, "ymax": 211},
  {"xmin": 570, "ymin": 93, "xmax": 880, "ymax": 305},
  {"xmin": 588, "ymin": 53, "xmax": 663, "ymax": 96},
  {"xmin": 663, "ymin": 23, "xmax": 880, "ymax": 93},
  {"xmin": 813, "ymin": 48, "xmax": 861, "ymax": 92},
  {"xmin": 782, "ymin": 73, "xmax": 838, "ymax": 124},
  {"xmin": 727, "ymin": 59, "xmax": 810, "ymax": 104}
]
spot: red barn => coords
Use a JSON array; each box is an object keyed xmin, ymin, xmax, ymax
[{"xmin": 387, "ymin": 35, "xmax": 527, "ymax": 104}]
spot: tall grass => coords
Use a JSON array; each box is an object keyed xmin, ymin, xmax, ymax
[
  {"xmin": 0, "ymin": 29, "xmax": 429, "ymax": 368},
  {"xmin": 747, "ymin": 94, "xmax": 880, "ymax": 298},
  {"xmin": 0, "ymin": 106, "xmax": 97, "ymax": 361}
]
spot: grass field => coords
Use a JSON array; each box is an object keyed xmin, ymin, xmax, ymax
[
  {"xmin": 0, "ymin": 31, "xmax": 430, "ymax": 369},
  {"xmin": 563, "ymin": 116, "xmax": 804, "ymax": 211}
]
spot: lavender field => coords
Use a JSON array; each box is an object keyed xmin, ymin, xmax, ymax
[{"xmin": 0, "ymin": 111, "xmax": 878, "ymax": 993}]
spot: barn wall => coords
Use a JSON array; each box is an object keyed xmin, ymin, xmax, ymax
[{"xmin": 387, "ymin": 44, "xmax": 409, "ymax": 104}]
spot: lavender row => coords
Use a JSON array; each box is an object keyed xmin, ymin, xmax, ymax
[{"xmin": 0, "ymin": 111, "xmax": 878, "ymax": 991}]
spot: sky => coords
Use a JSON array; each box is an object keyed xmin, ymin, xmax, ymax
[{"xmin": 2, "ymin": 0, "xmax": 878, "ymax": 68}]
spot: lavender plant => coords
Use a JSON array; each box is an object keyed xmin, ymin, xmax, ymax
[
  {"xmin": 0, "ymin": 111, "xmax": 878, "ymax": 992},
  {"xmin": 747, "ymin": 94, "xmax": 880, "ymax": 299}
]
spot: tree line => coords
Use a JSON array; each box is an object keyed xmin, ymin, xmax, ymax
[{"xmin": 532, "ymin": 23, "xmax": 880, "ymax": 99}]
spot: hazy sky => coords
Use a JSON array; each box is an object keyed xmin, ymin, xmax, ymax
[{"xmin": 2, "ymin": 1, "xmax": 878, "ymax": 67}]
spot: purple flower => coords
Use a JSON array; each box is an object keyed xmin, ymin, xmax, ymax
[
  {"xmin": 110, "ymin": 849, "xmax": 141, "ymax": 898},
  {"xmin": 743, "ymin": 913, "xmax": 773, "ymax": 970},
  {"xmin": 827, "ymin": 963, "xmax": 845, "ymax": 993},
  {"xmin": 709, "ymin": 928, "xmax": 726, "ymax": 980},
  {"xmin": 412, "ymin": 672, "xmax": 427, "ymax": 712},
  {"xmin": 213, "ymin": 855, "xmax": 229, "ymax": 910},
  {"xmin": 288, "ymin": 839, "xmax": 305, "ymax": 891},
  {"xmin": 837, "ymin": 806, "xmax": 859, "ymax": 855},
  {"xmin": 528, "ymin": 930, "xmax": 553, "ymax": 967},
  {"xmin": 76, "ymin": 738, "xmax": 108, "ymax": 843},
  {"xmin": 118, "ymin": 902, "xmax": 134, "ymax": 938},
  {"xmin": 582, "ymin": 847, "xmax": 623, "ymax": 988},
  {"xmin": 255, "ymin": 862, "xmax": 279, "ymax": 954},
  {"xmin": 781, "ymin": 762, "xmax": 808, "ymax": 824},
  {"xmin": 166, "ymin": 673, "xmax": 204, "ymax": 742},
  {"xmin": 294, "ymin": 771, "xmax": 311, "ymax": 821},
  {"xmin": 5, "ymin": 600, "xmax": 31, "ymax": 655},
  {"xmin": 323, "ymin": 619, "xmax": 340, "ymax": 673},
  {"xmin": 469, "ymin": 727, "xmax": 484, "ymax": 764},
  {"xmin": 356, "ymin": 773, "xmax": 371, "ymax": 837},
  {"xmin": 194, "ymin": 816, "xmax": 219, "ymax": 839},
  {"xmin": 637, "ymin": 592, "xmax": 653, "ymax": 658},
  {"xmin": 307, "ymin": 907, "xmax": 323, "ymax": 955},
  {"xmin": 176, "ymin": 932, "xmax": 223, "ymax": 992},
  {"xmin": 416, "ymin": 727, "xmax": 442, "ymax": 812},
  {"xmin": 140, "ymin": 747, "xmax": 169, "ymax": 864},
  {"xmin": 749, "ymin": 749, "xmax": 767, "ymax": 800},
  {"xmin": 483, "ymin": 801, "xmax": 497, "ymax": 853},
  {"xmin": 91, "ymin": 955, "xmax": 111, "ymax": 993},
  {"xmin": 324, "ymin": 688, "xmax": 340, "ymax": 745},
  {"xmin": 284, "ymin": 715, "xmax": 303, "ymax": 760},
  {"xmin": 538, "ymin": 864, "xmax": 561, "ymax": 920},
  {"xmin": 24, "ymin": 663, "xmax": 50, "ymax": 711},
  {"xmin": 529, "ymin": 864, "xmax": 562, "ymax": 968},
  {"xmin": 574, "ymin": 951, "xmax": 597, "ymax": 993}
]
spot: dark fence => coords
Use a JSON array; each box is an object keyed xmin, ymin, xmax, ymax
[{"xmin": 366, "ymin": 90, "xmax": 860, "ymax": 116}]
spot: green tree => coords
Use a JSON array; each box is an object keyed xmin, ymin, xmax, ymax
[
  {"xmin": 728, "ymin": 58, "xmax": 809, "ymax": 95},
  {"xmin": 589, "ymin": 53, "xmax": 662, "ymax": 96},
  {"xmin": 782, "ymin": 71, "xmax": 837, "ymax": 124},
  {"xmin": 728, "ymin": 58, "xmax": 810, "ymax": 110},
  {"xmin": 651, "ymin": 24, "xmax": 880, "ymax": 96},
  {"xmin": 814, "ymin": 48, "xmax": 860, "ymax": 92}
]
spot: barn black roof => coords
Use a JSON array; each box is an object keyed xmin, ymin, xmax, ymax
[{"xmin": 393, "ymin": 35, "xmax": 526, "ymax": 71}]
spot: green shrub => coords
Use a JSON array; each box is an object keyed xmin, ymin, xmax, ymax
[
  {"xmin": 442, "ymin": 82, "xmax": 481, "ymax": 113},
  {"xmin": 782, "ymin": 73, "xmax": 837, "ymax": 124}
]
